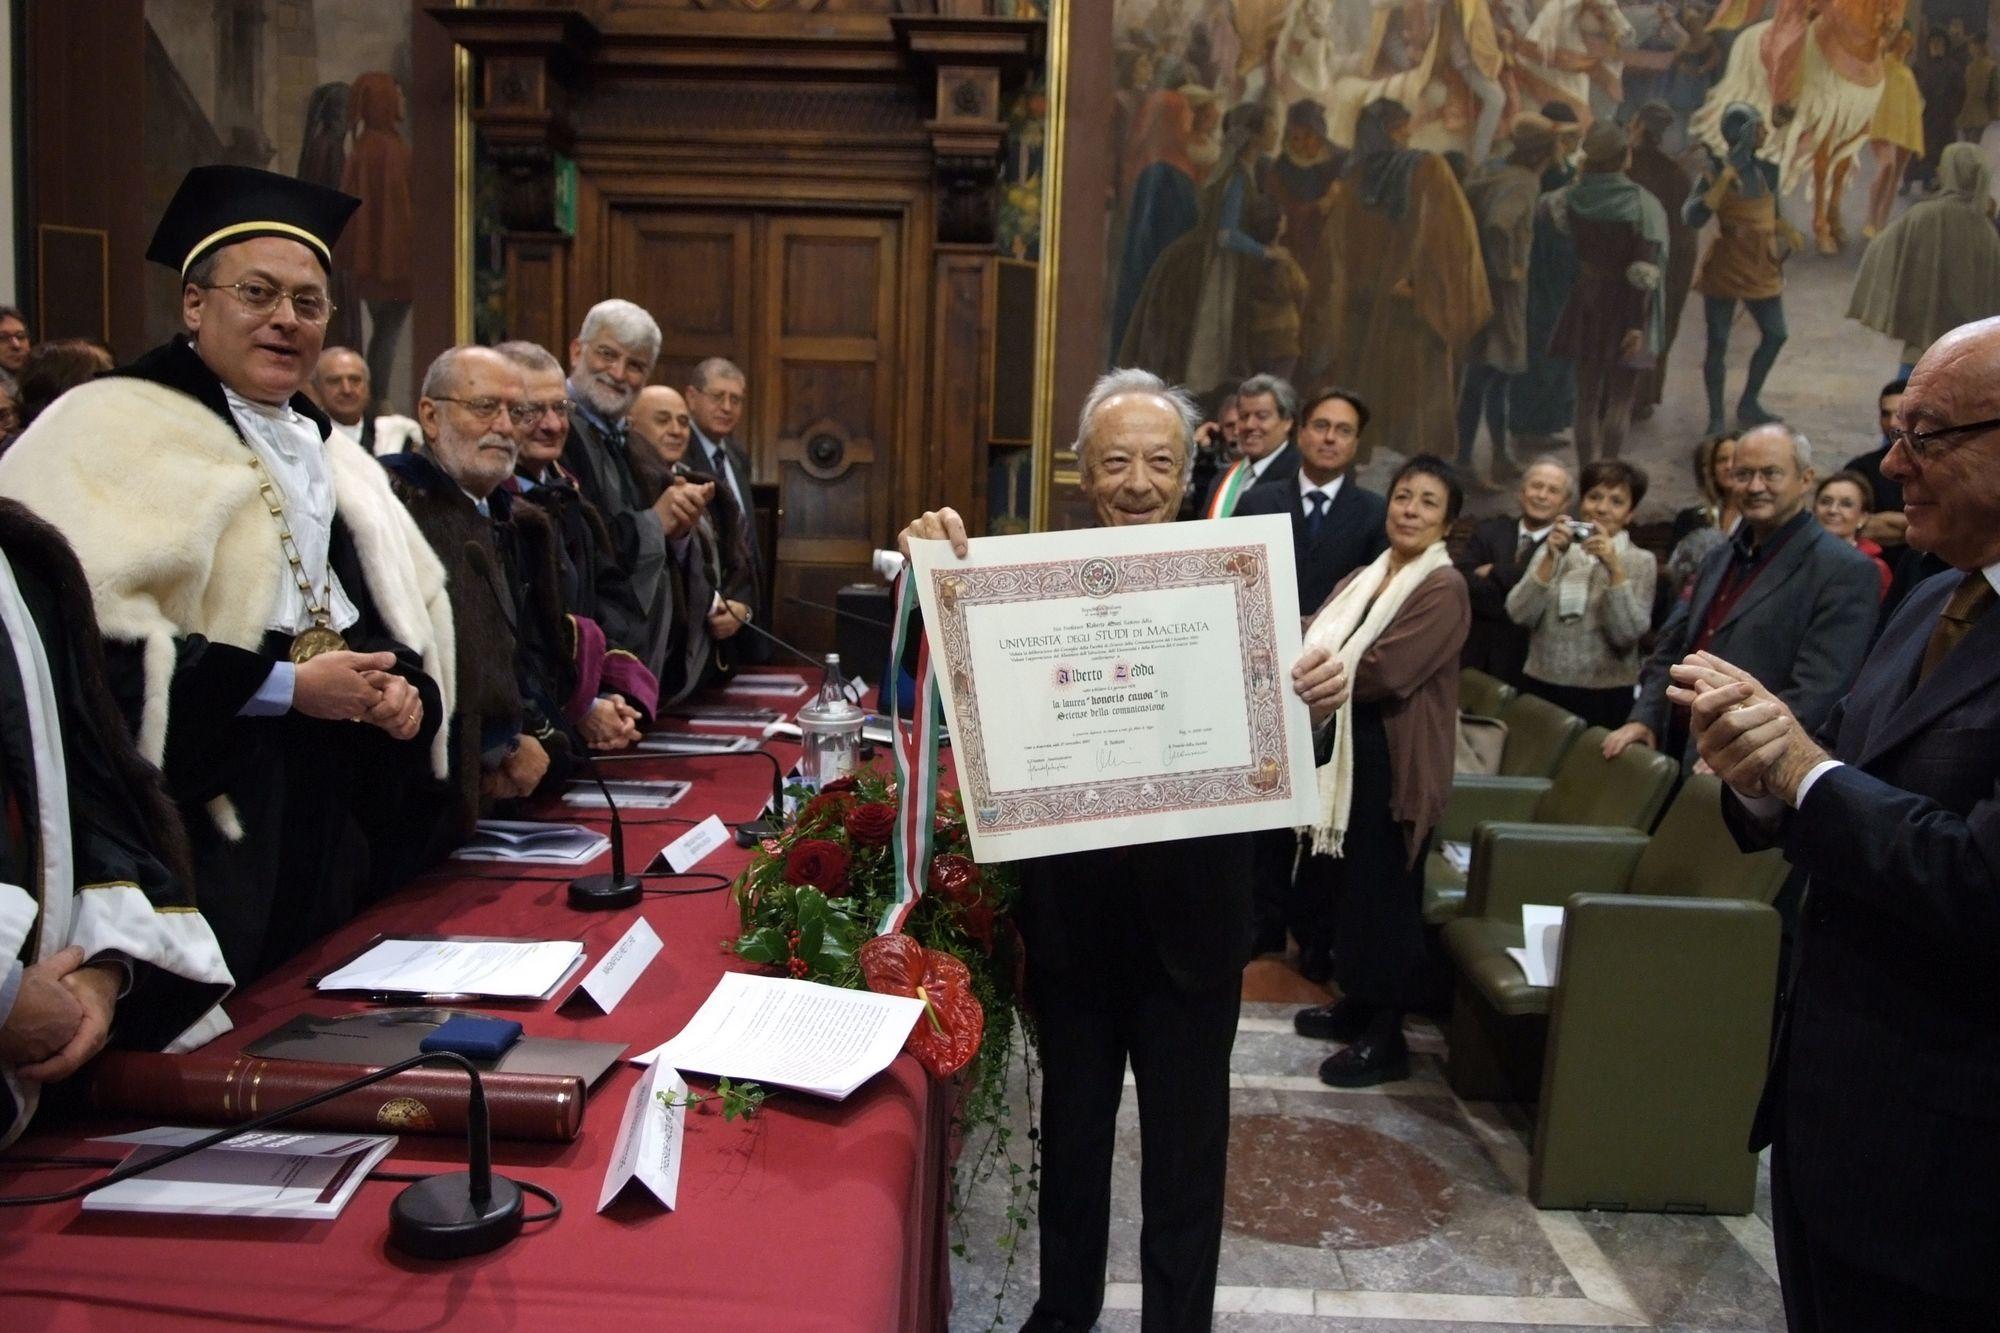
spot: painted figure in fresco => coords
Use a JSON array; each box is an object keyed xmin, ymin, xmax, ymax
[
  {"xmin": 1695, "ymin": 0, "xmax": 1907, "ymax": 254},
  {"xmin": 1261, "ymin": 99, "xmax": 1345, "ymax": 282},
  {"xmin": 338, "ymin": 71, "xmax": 414, "ymax": 408},
  {"xmin": 1111, "ymin": 83, "xmax": 1219, "ymax": 356},
  {"xmin": 1120, "ymin": 103, "xmax": 1286, "ymax": 393},
  {"xmin": 1457, "ymin": 114, "xmax": 1558, "ymax": 487},
  {"xmin": 1688, "ymin": 102, "xmax": 1801, "ymax": 434},
  {"xmin": 296, "ymin": 82, "xmax": 362, "ymax": 354},
  {"xmin": 1911, "ymin": 27, "xmax": 1964, "ymax": 191},
  {"xmin": 1547, "ymin": 121, "xmax": 1669, "ymax": 464},
  {"xmin": 1863, "ymin": 27, "xmax": 1923, "ymax": 236},
  {"xmin": 1309, "ymin": 98, "xmax": 1490, "ymax": 462},
  {"xmin": 1624, "ymin": 101, "xmax": 1696, "ymax": 418},
  {"xmin": 1510, "ymin": 0, "xmax": 1637, "ymax": 124},
  {"xmin": 1508, "ymin": 102, "xmax": 1585, "ymax": 459}
]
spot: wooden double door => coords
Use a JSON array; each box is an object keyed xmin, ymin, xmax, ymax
[{"xmin": 608, "ymin": 208, "xmax": 908, "ymax": 652}]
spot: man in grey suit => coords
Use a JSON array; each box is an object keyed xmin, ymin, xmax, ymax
[
  {"xmin": 1603, "ymin": 423, "xmax": 1879, "ymax": 768},
  {"xmin": 1672, "ymin": 316, "xmax": 2000, "ymax": 1328},
  {"xmin": 685, "ymin": 357, "xmax": 767, "ymax": 661}
]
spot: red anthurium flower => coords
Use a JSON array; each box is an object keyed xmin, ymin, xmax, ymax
[{"xmin": 858, "ymin": 934, "xmax": 984, "ymax": 1079}]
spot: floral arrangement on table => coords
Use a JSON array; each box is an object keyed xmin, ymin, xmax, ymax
[{"xmin": 730, "ymin": 768, "xmax": 1039, "ymax": 1311}]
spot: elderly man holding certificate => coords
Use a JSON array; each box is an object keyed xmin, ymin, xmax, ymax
[{"xmin": 899, "ymin": 369, "xmax": 1347, "ymax": 1333}]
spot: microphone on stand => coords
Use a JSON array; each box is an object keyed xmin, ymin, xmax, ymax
[
  {"xmin": 567, "ymin": 752, "xmax": 643, "ymax": 911},
  {"xmin": 0, "ymin": 1051, "xmax": 535, "ymax": 1261}
]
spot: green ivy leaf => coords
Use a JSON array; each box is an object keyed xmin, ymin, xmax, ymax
[{"xmin": 795, "ymin": 887, "xmax": 828, "ymax": 965}]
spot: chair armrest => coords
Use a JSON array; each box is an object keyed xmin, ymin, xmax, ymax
[
  {"xmin": 1439, "ymin": 777, "xmax": 1554, "ymax": 841},
  {"xmin": 1463, "ymin": 824, "xmax": 1650, "ymax": 920}
]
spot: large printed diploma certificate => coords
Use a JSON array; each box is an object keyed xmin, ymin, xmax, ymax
[{"xmin": 909, "ymin": 515, "xmax": 1317, "ymax": 861}]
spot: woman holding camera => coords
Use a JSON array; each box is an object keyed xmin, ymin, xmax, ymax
[{"xmin": 1505, "ymin": 459, "xmax": 1658, "ymax": 729}]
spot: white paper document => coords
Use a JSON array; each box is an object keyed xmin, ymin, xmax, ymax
[
  {"xmin": 908, "ymin": 515, "xmax": 1317, "ymax": 860},
  {"xmin": 1505, "ymin": 905, "xmax": 1566, "ymax": 988},
  {"xmin": 658, "ymin": 814, "xmax": 731, "ymax": 873},
  {"xmin": 83, "ymin": 1128, "xmax": 396, "ymax": 1220},
  {"xmin": 631, "ymin": 972, "xmax": 924, "ymax": 1100},
  {"xmin": 562, "ymin": 778, "xmax": 691, "ymax": 810},
  {"xmin": 454, "ymin": 820, "xmax": 610, "ymax": 865},
  {"xmin": 1440, "ymin": 841, "xmax": 1473, "ymax": 876},
  {"xmin": 723, "ymin": 674, "xmax": 810, "ymax": 699},
  {"xmin": 598, "ymin": 1061, "xmax": 687, "ymax": 1212},
  {"xmin": 318, "ymin": 937, "xmax": 585, "ymax": 999},
  {"xmin": 635, "ymin": 733, "xmax": 755, "ymax": 756}
]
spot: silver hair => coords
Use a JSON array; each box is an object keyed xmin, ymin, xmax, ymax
[
  {"xmin": 1073, "ymin": 367, "xmax": 1202, "ymax": 486},
  {"xmin": 492, "ymin": 340, "xmax": 564, "ymax": 377},
  {"xmin": 419, "ymin": 345, "xmax": 476, "ymax": 402},
  {"xmin": 691, "ymin": 356, "xmax": 746, "ymax": 392},
  {"xmin": 576, "ymin": 299, "xmax": 662, "ymax": 364},
  {"xmin": 312, "ymin": 346, "xmax": 368, "ymax": 389},
  {"xmin": 1522, "ymin": 453, "xmax": 1576, "ymax": 495},
  {"xmin": 1743, "ymin": 421, "xmax": 1814, "ymax": 472},
  {"xmin": 1236, "ymin": 373, "xmax": 1298, "ymax": 422}
]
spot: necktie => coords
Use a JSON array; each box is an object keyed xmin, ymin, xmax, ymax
[
  {"xmin": 1919, "ymin": 572, "xmax": 1997, "ymax": 682},
  {"xmin": 1516, "ymin": 530, "xmax": 1536, "ymax": 564},
  {"xmin": 1304, "ymin": 490, "xmax": 1328, "ymax": 540}
]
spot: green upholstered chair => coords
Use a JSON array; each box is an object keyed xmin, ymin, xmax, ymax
[
  {"xmin": 1495, "ymin": 692, "xmax": 1586, "ymax": 779},
  {"xmin": 1423, "ymin": 724, "xmax": 1678, "ymax": 925},
  {"xmin": 1440, "ymin": 776, "xmax": 1788, "ymax": 1214},
  {"xmin": 1459, "ymin": 668, "xmax": 1516, "ymax": 720}
]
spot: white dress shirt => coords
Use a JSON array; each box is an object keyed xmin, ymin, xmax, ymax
[
  {"xmin": 1296, "ymin": 470, "xmax": 1347, "ymax": 510},
  {"xmin": 223, "ymin": 388, "xmax": 359, "ymax": 637}
]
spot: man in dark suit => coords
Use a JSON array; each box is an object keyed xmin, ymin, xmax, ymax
[
  {"xmin": 898, "ymin": 369, "xmax": 1348, "ymax": 1333},
  {"xmin": 1605, "ymin": 423, "xmax": 1879, "ymax": 768},
  {"xmin": 685, "ymin": 357, "xmax": 768, "ymax": 661},
  {"xmin": 1194, "ymin": 373, "xmax": 1300, "ymax": 518},
  {"xmin": 1233, "ymin": 385, "xmax": 1387, "ymax": 968},
  {"xmin": 1453, "ymin": 455, "xmax": 1572, "ymax": 687},
  {"xmin": 1671, "ymin": 317, "xmax": 2000, "ymax": 1328}
]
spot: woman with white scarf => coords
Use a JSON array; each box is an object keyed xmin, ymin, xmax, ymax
[
  {"xmin": 1291, "ymin": 455, "xmax": 1470, "ymax": 1088},
  {"xmin": 1505, "ymin": 459, "xmax": 1658, "ymax": 730}
]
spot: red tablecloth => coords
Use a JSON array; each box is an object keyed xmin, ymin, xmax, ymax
[{"xmin": 0, "ymin": 696, "xmax": 952, "ymax": 1332}]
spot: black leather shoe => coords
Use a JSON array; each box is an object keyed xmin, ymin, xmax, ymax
[
  {"xmin": 1317, "ymin": 1037, "xmax": 1410, "ymax": 1088},
  {"xmin": 1294, "ymin": 998, "xmax": 1369, "ymax": 1042},
  {"xmin": 1020, "ymin": 1311, "xmax": 1089, "ymax": 1333}
]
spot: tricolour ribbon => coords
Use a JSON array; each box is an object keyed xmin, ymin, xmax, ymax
[{"xmin": 881, "ymin": 567, "xmax": 943, "ymax": 936}]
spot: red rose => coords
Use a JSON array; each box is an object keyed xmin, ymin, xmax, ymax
[
  {"xmin": 821, "ymin": 775, "xmax": 860, "ymax": 796},
  {"xmin": 927, "ymin": 854, "xmax": 980, "ymax": 906},
  {"xmin": 799, "ymin": 790, "xmax": 854, "ymax": 827},
  {"xmin": 784, "ymin": 839, "xmax": 852, "ymax": 897},
  {"xmin": 844, "ymin": 801, "xmax": 897, "ymax": 847}
]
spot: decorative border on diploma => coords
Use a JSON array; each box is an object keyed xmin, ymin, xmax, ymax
[{"xmin": 929, "ymin": 545, "xmax": 1293, "ymax": 834}]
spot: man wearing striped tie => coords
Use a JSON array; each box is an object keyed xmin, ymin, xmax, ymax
[{"xmin": 1197, "ymin": 373, "xmax": 1299, "ymax": 518}]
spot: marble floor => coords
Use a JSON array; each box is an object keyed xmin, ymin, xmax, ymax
[{"xmin": 948, "ymin": 961, "xmax": 1784, "ymax": 1333}]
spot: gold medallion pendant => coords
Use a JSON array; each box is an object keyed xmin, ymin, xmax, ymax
[{"xmin": 289, "ymin": 625, "xmax": 349, "ymax": 664}]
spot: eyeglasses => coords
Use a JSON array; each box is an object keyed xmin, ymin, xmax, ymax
[
  {"xmin": 199, "ymin": 280, "xmax": 336, "ymax": 325},
  {"xmin": 1730, "ymin": 466, "xmax": 1794, "ymax": 487},
  {"xmin": 692, "ymin": 385, "xmax": 745, "ymax": 410},
  {"xmin": 431, "ymin": 395, "xmax": 538, "ymax": 427},
  {"xmin": 585, "ymin": 343, "xmax": 653, "ymax": 379},
  {"xmin": 523, "ymin": 399, "xmax": 572, "ymax": 421},
  {"xmin": 1887, "ymin": 416, "xmax": 2000, "ymax": 462}
]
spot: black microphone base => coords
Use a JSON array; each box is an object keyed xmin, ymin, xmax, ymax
[
  {"xmin": 568, "ymin": 873, "xmax": 643, "ymax": 910},
  {"xmin": 389, "ymin": 1171, "xmax": 524, "ymax": 1260},
  {"xmin": 734, "ymin": 815, "xmax": 785, "ymax": 848}
]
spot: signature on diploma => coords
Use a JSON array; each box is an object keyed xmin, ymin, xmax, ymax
[
  {"xmin": 1094, "ymin": 745, "xmax": 1141, "ymax": 773},
  {"xmin": 1027, "ymin": 756, "xmax": 1067, "ymax": 779},
  {"xmin": 1160, "ymin": 739, "xmax": 1209, "ymax": 766}
]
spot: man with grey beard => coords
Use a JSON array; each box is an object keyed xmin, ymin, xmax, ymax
[{"xmin": 560, "ymin": 301, "xmax": 711, "ymax": 672}]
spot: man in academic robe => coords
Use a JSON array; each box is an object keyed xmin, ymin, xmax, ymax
[
  {"xmin": 0, "ymin": 499, "xmax": 234, "ymax": 1148},
  {"xmin": 1313, "ymin": 99, "xmax": 1491, "ymax": 463},
  {"xmin": 0, "ymin": 165, "xmax": 452, "ymax": 985},
  {"xmin": 560, "ymin": 301, "xmax": 713, "ymax": 683},
  {"xmin": 385, "ymin": 347, "xmax": 581, "ymax": 839},
  {"xmin": 310, "ymin": 345, "xmax": 421, "ymax": 456}
]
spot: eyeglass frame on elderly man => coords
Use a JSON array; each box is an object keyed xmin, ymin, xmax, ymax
[
  {"xmin": 429, "ymin": 396, "xmax": 540, "ymax": 427},
  {"xmin": 1888, "ymin": 416, "xmax": 2000, "ymax": 463},
  {"xmin": 195, "ymin": 279, "xmax": 337, "ymax": 325}
]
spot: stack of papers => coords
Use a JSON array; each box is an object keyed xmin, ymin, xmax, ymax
[
  {"xmin": 670, "ymin": 703, "xmax": 782, "ymax": 725},
  {"xmin": 83, "ymin": 1128, "xmax": 395, "ymax": 1220},
  {"xmin": 318, "ymin": 937, "xmax": 586, "ymax": 1000},
  {"xmin": 456, "ymin": 820, "xmax": 610, "ymax": 864},
  {"xmin": 633, "ymin": 972, "xmax": 924, "ymax": 1101},
  {"xmin": 723, "ymin": 673, "xmax": 811, "ymax": 699},
  {"xmin": 636, "ymin": 733, "xmax": 755, "ymax": 756},
  {"xmin": 1439, "ymin": 841, "xmax": 1473, "ymax": 876},
  {"xmin": 562, "ymin": 778, "xmax": 690, "ymax": 810},
  {"xmin": 1505, "ymin": 905, "xmax": 1565, "ymax": 988}
]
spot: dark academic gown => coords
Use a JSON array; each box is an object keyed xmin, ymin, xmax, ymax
[
  {"xmin": 101, "ymin": 341, "xmax": 445, "ymax": 984},
  {"xmin": 0, "ymin": 500, "xmax": 229, "ymax": 1139},
  {"xmin": 510, "ymin": 462, "xmax": 651, "ymax": 679}
]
